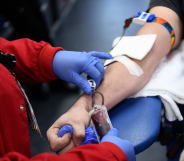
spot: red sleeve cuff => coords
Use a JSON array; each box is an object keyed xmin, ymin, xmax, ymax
[
  {"xmin": 38, "ymin": 42, "xmax": 64, "ymax": 81},
  {"xmin": 99, "ymin": 142, "xmax": 128, "ymax": 161}
]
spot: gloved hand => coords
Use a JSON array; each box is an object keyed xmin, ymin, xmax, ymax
[
  {"xmin": 53, "ymin": 51, "xmax": 112, "ymax": 94},
  {"xmin": 101, "ymin": 128, "xmax": 136, "ymax": 161}
]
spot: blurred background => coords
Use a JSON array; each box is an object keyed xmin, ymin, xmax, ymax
[{"xmin": 0, "ymin": 0, "xmax": 167, "ymax": 160}]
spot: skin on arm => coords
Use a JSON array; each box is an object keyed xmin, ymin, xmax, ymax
[
  {"xmin": 47, "ymin": 6, "xmax": 183, "ymax": 154},
  {"xmin": 82, "ymin": 6, "xmax": 183, "ymax": 111}
]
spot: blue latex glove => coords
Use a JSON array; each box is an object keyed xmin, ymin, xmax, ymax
[
  {"xmin": 53, "ymin": 51, "xmax": 112, "ymax": 94},
  {"xmin": 101, "ymin": 128, "xmax": 136, "ymax": 161}
]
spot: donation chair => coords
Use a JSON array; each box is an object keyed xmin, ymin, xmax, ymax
[
  {"xmin": 109, "ymin": 96, "xmax": 184, "ymax": 161},
  {"xmin": 108, "ymin": 96, "xmax": 162, "ymax": 154}
]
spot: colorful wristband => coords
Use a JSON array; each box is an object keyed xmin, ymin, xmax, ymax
[
  {"xmin": 109, "ymin": 11, "xmax": 175, "ymax": 55},
  {"xmin": 152, "ymin": 17, "xmax": 175, "ymax": 48},
  {"xmin": 133, "ymin": 11, "xmax": 175, "ymax": 48}
]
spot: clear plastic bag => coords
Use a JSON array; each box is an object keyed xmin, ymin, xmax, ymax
[{"xmin": 89, "ymin": 105, "xmax": 113, "ymax": 142}]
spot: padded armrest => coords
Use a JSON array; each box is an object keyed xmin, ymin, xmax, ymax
[{"xmin": 108, "ymin": 97, "xmax": 162, "ymax": 154}]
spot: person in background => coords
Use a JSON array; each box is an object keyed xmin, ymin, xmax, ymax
[{"xmin": 47, "ymin": 0, "xmax": 184, "ymax": 157}]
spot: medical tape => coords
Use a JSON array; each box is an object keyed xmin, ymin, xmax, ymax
[{"xmin": 104, "ymin": 56, "xmax": 143, "ymax": 77}]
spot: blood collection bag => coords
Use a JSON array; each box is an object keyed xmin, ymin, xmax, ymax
[{"xmin": 89, "ymin": 104, "xmax": 113, "ymax": 142}]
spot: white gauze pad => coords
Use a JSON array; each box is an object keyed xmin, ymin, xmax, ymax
[
  {"xmin": 104, "ymin": 56, "xmax": 144, "ymax": 77},
  {"xmin": 111, "ymin": 34, "xmax": 157, "ymax": 60},
  {"xmin": 104, "ymin": 34, "xmax": 157, "ymax": 77}
]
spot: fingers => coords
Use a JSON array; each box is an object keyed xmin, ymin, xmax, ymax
[
  {"xmin": 95, "ymin": 62, "xmax": 104, "ymax": 80},
  {"xmin": 97, "ymin": 58, "xmax": 104, "ymax": 65},
  {"xmin": 72, "ymin": 121, "xmax": 86, "ymax": 146},
  {"xmin": 89, "ymin": 51, "xmax": 113, "ymax": 59},
  {"xmin": 106, "ymin": 128, "xmax": 118, "ymax": 136},
  {"xmin": 58, "ymin": 124, "xmax": 86, "ymax": 147},
  {"xmin": 71, "ymin": 72, "xmax": 92, "ymax": 94},
  {"xmin": 68, "ymin": 108, "xmax": 90, "ymax": 146},
  {"xmin": 84, "ymin": 59, "xmax": 104, "ymax": 88},
  {"xmin": 47, "ymin": 116, "xmax": 73, "ymax": 152},
  {"xmin": 57, "ymin": 139, "xmax": 76, "ymax": 155},
  {"xmin": 47, "ymin": 127, "xmax": 71, "ymax": 152},
  {"xmin": 47, "ymin": 108, "xmax": 90, "ymax": 154},
  {"xmin": 84, "ymin": 66, "xmax": 101, "ymax": 87}
]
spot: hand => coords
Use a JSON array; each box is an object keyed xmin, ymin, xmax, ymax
[
  {"xmin": 52, "ymin": 51, "xmax": 112, "ymax": 94},
  {"xmin": 101, "ymin": 128, "xmax": 136, "ymax": 161},
  {"xmin": 47, "ymin": 104, "xmax": 91, "ymax": 155},
  {"xmin": 58, "ymin": 125, "xmax": 98, "ymax": 145}
]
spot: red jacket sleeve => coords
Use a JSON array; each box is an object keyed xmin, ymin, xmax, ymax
[
  {"xmin": 0, "ymin": 37, "xmax": 64, "ymax": 85},
  {"xmin": 1, "ymin": 143, "xmax": 128, "ymax": 161}
]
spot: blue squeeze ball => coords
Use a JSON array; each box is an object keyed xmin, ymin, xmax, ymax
[{"xmin": 58, "ymin": 125, "xmax": 98, "ymax": 145}]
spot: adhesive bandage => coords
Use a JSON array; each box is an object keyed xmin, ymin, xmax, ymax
[{"xmin": 104, "ymin": 56, "xmax": 143, "ymax": 77}]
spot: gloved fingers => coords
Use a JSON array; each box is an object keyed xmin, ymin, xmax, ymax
[
  {"xmin": 93, "ymin": 57, "xmax": 104, "ymax": 67},
  {"xmin": 101, "ymin": 135, "xmax": 136, "ymax": 161},
  {"xmin": 84, "ymin": 66, "xmax": 101, "ymax": 88},
  {"xmin": 95, "ymin": 62, "xmax": 105, "ymax": 80},
  {"xmin": 85, "ymin": 58, "xmax": 104, "ymax": 82},
  {"xmin": 106, "ymin": 128, "xmax": 118, "ymax": 136},
  {"xmin": 82, "ymin": 57, "xmax": 103, "ymax": 73},
  {"xmin": 97, "ymin": 58, "xmax": 104, "ymax": 65},
  {"xmin": 56, "ymin": 139, "xmax": 76, "ymax": 155},
  {"xmin": 118, "ymin": 140, "xmax": 136, "ymax": 161},
  {"xmin": 72, "ymin": 72, "xmax": 92, "ymax": 94},
  {"xmin": 89, "ymin": 51, "xmax": 113, "ymax": 59},
  {"xmin": 101, "ymin": 129, "xmax": 135, "ymax": 161}
]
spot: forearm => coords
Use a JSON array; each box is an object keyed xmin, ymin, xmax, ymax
[
  {"xmin": 47, "ymin": 6, "xmax": 183, "ymax": 155},
  {"xmin": 73, "ymin": 6, "xmax": 183, "ymax": 112}
]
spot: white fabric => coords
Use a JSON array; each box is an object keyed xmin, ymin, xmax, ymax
[
  {"xmin": 104, "ymin": 56, "xmax": 144, "ymax": 77},
  {"xmin": 180, "ymin": 149, "xmax": 184, "ymax": 161},
  {"xmin": 111, "ymin": 34, "xmax": 157, "ymax": 60},
  {"xmin": 129, "ymin": 40, "xmax": 184, "ymax": 121}
]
